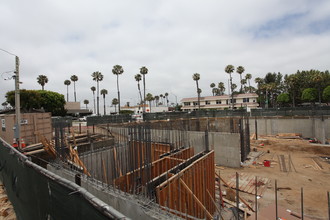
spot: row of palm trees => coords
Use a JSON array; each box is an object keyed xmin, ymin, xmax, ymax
[
  {"xmin": 36, "ymin": 66, "xmax": 149, "ymax": 116},
  {"xmin": 192, "ymin": 65, "xmax": 253, "ymax": 109}
]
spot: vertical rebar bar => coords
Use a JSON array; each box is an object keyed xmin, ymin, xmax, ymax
[
  {"xmin": 328, "ymin": 191, "xmax": 330, "ymax": 220},
  {"xmin": 236, "ymin": 172, "xmax": 239, "ymax": 220},
  {"xmin": 255, "ymin": 176, "xmax": 257, "ymax": 220},
  {"xmin": 275, "ymin": 180, "xmax": 278, "ymax": 220},
  {"xmin": 301, "ymin": 187, "xmax": 304, "ymax": 220}
]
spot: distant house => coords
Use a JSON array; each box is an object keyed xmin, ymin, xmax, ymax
[
  {"xmin": 65, "ymin": 102, "xmax": 92, "ymax": 116},
  {"xmin": 180, "ymin": 93, "xmax": 259, "ymax": 111}
]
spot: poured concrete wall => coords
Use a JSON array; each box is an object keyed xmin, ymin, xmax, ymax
[
  {"xmin": 249, "ymin": 116, "xmax": 330, "ymax": 144},
  {"xmin": 47, "ymin": 165, "xmax": 173, "ymax": 220}
]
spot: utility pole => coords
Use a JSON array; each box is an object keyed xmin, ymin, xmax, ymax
[{"xmin": 14, "ymin": 56, "xmax": 21, "ymax": 150}]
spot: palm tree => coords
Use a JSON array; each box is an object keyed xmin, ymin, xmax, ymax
[
  {"xmin": 70, "ymin": 75, "xmax": 78, "ymax": 102},
  {"xmin": 212, "ymin": 88, "xmax": 218, "ymax": 96},
  {"xmin": 135, "ymin": 74, "xmax": 143, "ymax": 105},
  {"xmin": 154, "ymin": 95, "xmax": 160, "ymax": 106},
  {"xmin": 100, "ymin": 89, "xmax": 108, "ymax": 115},
  {"xmin": 311, "ymin": 71, "xmax": 323, "ymax": 105},
  {"xmin": 210, "ymin": 83, "xmax": 216, "ymax": 96},
  {"xmin": 64, "ymin": 80, "xmax": 71, "ymax": 102},
  {"xmin": 112, "ymin": 65, "xmax": 124, "ymax": 113},
  {"xmin": 145, "ymin": 93, "xmax": 153, "ymax": 112},
  {"xmin": 83, "ymin": 99, "xmax": 89, "ymax": 109},
  {"xmin": 37, "ymin": 75, "xmax": 48, "ymax": 90},
  {"xmin": 241, "ymin": 79, "xmax": 247, "ymax": 93},
  {"xmin": 2, "ymin": 102, "xmax": 8, "ymax": 109},
  {"xmin": 192, "ymin": 73, "xmax": 201, "ymax": 110},
  {"xmin": 165, "ymin": 92, "xmax": 169, "ymax": 106},
  {"xmin": 90, "ymin": 86, "xmax": 96, "ymax": 114},
  {"xmin": 91, "ymin": 71, "xmax": 104, "ymax": 116},
  {"xmin": 236, "ymin": 66, "xmax": 245, "ymax": 93},
  {"xmin": 245, "ymin": 73, "xmax": 252, "ymax": 92},
  {"xmin": 218, "ymin": 82, "xmax": 225, "ymax": 95},
  {"xmin": 225, "ymin": 65, "xmax": 235, "ymax": 109},
  {"xmin": 160, "ymin": 94, "xmax": 164, "ymax": 105},
  {"xmin": 140, "ymin": 66, "xmax": 148, "ymax": 112},
  {"xmin": 112, "ymin": 98, "xmax": 119, "ymax": 113}
]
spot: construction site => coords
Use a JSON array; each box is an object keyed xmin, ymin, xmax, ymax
[{"xmin": 0, "ymin": 111, "xmax": 330, "ymax": 220}]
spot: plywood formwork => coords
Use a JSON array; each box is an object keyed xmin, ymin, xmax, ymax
[
  {"xmin": 156, "ymin": 151, "xmax": 216, "ymax": 219},
  {"xmin": 114, "ymin": 147, "xmax": 195, "ymax": 193}
]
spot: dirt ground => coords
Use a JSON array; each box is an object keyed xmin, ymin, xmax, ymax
[
  {"xmin": 0, "ymin": 183, "xmax": 16, "ymax": 220},
  {"xmin": 217, "ymin": 136, "xmax": 330, "ymax": 220}
]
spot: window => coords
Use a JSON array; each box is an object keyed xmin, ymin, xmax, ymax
[
  {"xmin": 193, "ymin": 102, "xmax": 198, "ymax": 106},
  {"xmin": 230, "ymin": 99, "xmax": 236, "ymax": 103},
  {"xmin": 205, "ymin": 101, "xmax": 210, "ymax": 105},
  {"xmin": 184, "ymin": 102, "xmax": 191, "ymax": 106},
  {"xmin": 243, "ymin": 98, "xmax": 250, "ymax": 103},
  {"xmin": 216, "ymin": 100, "xmax": 221, "ymax": 104}
]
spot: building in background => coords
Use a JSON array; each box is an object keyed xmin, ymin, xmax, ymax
[
  {"xmin": 65, "ymin": 102, "xmax": 92, "ymax": 117},
  {"xmin": 181, "ymin": 93, "xmax": 259, "ymax": 111}
]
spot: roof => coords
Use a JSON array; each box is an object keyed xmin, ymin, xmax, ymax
[{"xmin": 180, "ymin": 93, "xmax": 258, "ymax": 102}]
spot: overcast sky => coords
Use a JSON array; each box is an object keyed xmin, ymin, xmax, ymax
[{"xmin": 1, "ymin": 0, "xmax": 330, "ymax": 111}]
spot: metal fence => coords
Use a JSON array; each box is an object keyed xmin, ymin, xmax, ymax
[{"xmin": 0, "ymin": 138, "xmax": 128, "ymax": 220}]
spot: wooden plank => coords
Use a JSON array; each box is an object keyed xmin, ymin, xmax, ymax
[{"xmin": 179, "ymin": 179, "xmax": 213, "ymax": 220}]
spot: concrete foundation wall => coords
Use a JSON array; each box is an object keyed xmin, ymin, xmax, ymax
[
  {"xmin": 48, "ymin": 166, "xmax": 173, "ymax": 220},
  {"xmin": 249, "ymin": 116, "xmax": 330, "ymax": 144}
]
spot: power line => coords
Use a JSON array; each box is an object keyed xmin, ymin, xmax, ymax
[{"xmin": 0, "ymin": 48, "xmax": 16, "ymax": 56}]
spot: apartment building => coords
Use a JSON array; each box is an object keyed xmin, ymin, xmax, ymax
[{"xmin": 181, "ymin": 93, "xmax": 259, "ymax": 111}]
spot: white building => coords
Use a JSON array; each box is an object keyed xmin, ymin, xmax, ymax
[{"xmin": 181, "ymin": 93, "xmax": 259, "ymax": 111}]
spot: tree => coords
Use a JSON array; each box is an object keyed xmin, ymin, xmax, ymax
[
  {"xmin": 212, "ymin": 88, "xmax": 218, "ymax": 96},
  {"xmin": 245, "ymin": 73, "xmax": 252, "ymax": 92},
  {"xmin": 135, "ymin": 74, "xmax": 143, "ymax": 105},
  {"xmin": 165, "ymin": 92, "xmax": 169, "ymax": 106},
  {"xmin": 218, "ymin": 82, "xmax": 225, "ymax": 95},
  {"xmin": 192, "ymin": 73, "xmax": 201, "ymax": 110},
  {"xmin": 112, "ymin": 65, "xmax": 124, "ymax": 113},
  {"xmin": 112, "ymin": 98, "xmax": 119, "ymax": 113},
  {"xmin": 323, "ymin": 85, "xmax": 330, "ymax": 103},
  {"xmin": 225, "ymin": 65, "xmax": 235, "ymax": 109},
  {"xmin": 154, "ymin": 95, "xmax": 160, "ymax": 106},
  {"xmin": 301, "ymin": 88, "xmax": 318, "ymax": 104},
  {"xmin": 236, "ymin": 66, "xmax": 245, "ymax": 93},
  {"xmin": 140, "ymin": 66, "xmax": 148, "ymax": 112},
  {"xmin": 210, "ymin": 83, "xmax": 216, "ymax": 96},
  {"xmin": 91, "ymin": 71, "xmax": 103, "ymax": 116},
  {"xmin": 83, "ymin": 99, "xmax": 89, "ymax": 109},
  {"xmin": 70, "ymin": 75, "xmax": 78, "ymax": 102},
  {"xmin": 64, "ymin": 80, "xmax": 71, "ymax": 102},
  {"xmin": 6, "ymin": 90, "xmax": 66, "ymax": 116},
  {"xmin": 276, "ymin": 93, "xmax": 290, "ymax": 107},
  {"xmin": 241, "ymin": 79, "xmax": 247, "ymax": 93},
  {"xmin": 160, "ymin": 94, "xmax": 164, "ymax": 105},
  {"xmin": 90, "ymin": 86, "xmax": 96, "ymax": 114},
  {"xmin": 100, "ymin": 89, "xmax": 108, "ymax": 115},
  {"xmin": 37, "ymin": 75, "xmax": 48, "ymax": 90},
  {"xmin": 145, "ymin": 93, "xmax": 153, "ymax": 112},
  {"xmin": 311, "ymin": 71, "xmax": 323, "ymax": 105}
]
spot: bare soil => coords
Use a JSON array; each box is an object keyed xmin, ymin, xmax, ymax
[
  {"xmin": 217, "ymin": 136, "xmax": 330, "ymax": 220},
  {"xmin": 0, "ymin": 183, "xmax": 16, "ymax": 220}
]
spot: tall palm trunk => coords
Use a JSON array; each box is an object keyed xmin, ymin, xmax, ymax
[
  {"xmin": 239, "ymin": 74, "xmax": 243, "ymax": 93},
  {"xmin": 66, "ymin": 85, "xmax": 69, "ymax": 102},
  {"xmin": 143, "ymin": 75, "xmax": 146, "ymax": 112},
  {"xmin": 138, "ymin": 82, "xmax": 143, "ymax": 105},
  {"xmin": 230, "ymin": 73, "xmax": 234, "ymax": 109},
  {"xmin": 117, "ymin": 75, "xmax": 121, "ymax": 113},
  {"xmin": 97, "ymin": 82, "xmax": 100, "ymax": 116},
  {"xmin": 74, "ymin": 82, "xmax": 76, "ymax": 102},
  {"xmin": 318, "ymin": 87, "xmax": 321, "ymax": 105},
  {"xmin": 114, "ymin": 105, "xmax": 117, "ymax": 113},
  {"xmin": 103, "ymin": 95, "xmax": 106, "ymax": 115},
  {"xmin": 248, "ymin": 79, "xmax": 251, "ymax": 93},
  {"xmin": 196, "ymin": 81, "xmax": 200, "ymax": 110},
  {"xmin": 42, "ymin": 85, "xmax": 44, "ymax": 90},
  {"xmin": 93, "ymin": 92, "xmax": 96, "ymax": 113}
]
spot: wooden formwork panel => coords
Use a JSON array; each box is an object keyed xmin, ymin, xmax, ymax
[
  {"xmin": 114, "ymin": 156, "xmax": 181, "ymax": 192},
  {"xmin": 129, "ymin": 141, "xmax": 171, "ymax": 169},
  {"xmin": 156, "ymin": 151, "xmax": 216, "ymax": 219},
  {"xmin": 168, "ymin": 147, "xmax": 194, "ymax": 160}
]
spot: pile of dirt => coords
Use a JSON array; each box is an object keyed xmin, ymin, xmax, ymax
[{"xmin": 0, "ymin": 184, "xmax": 16, "ymax": 220}]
